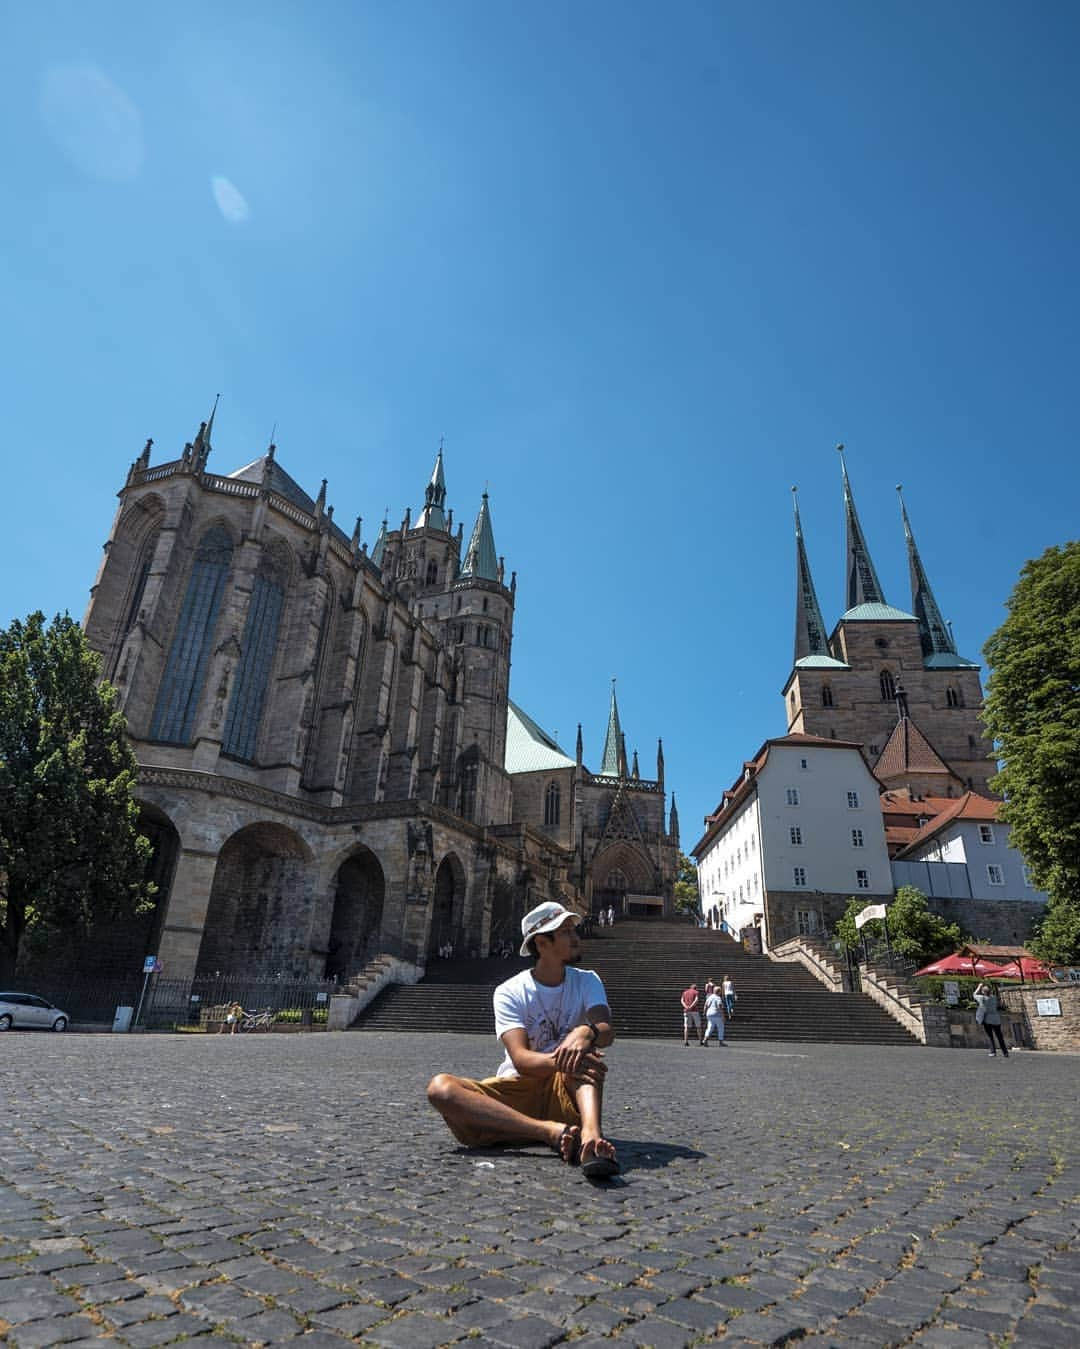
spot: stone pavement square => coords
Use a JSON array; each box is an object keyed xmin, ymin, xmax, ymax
[{"xmin": 1, "ymin": 1031, "xmax": 1078, "ymax": 1347}]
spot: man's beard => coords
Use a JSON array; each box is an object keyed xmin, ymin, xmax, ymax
[{"xmin": 564, "ymin": 951, "xmax": 583, "ymax": 965}]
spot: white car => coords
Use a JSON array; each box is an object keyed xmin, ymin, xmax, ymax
[{"xmin": 0, "ymin": 992, "xmax": 70, "ymax": 1032}]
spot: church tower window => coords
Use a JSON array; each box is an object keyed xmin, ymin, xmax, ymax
[
  {"xmin": 151, "ymin": 526, "xmax": 233, "ymax": 744},
  {"xmin": 457, "ymin": 748, "xmax": 480, "ymax": 822},
  {"xmin": 544, "ymin": 781, "xmax": 561, "ymax": 827},
  {"xmin": 222, "ymin": 549, "xmax": 288, "ymax": 762},
  {"xmin": 879, "ymin": 669, "xmax": 896, "ymax": 702},
  {"xmin": 821, "ymin": 684, "xmax": 834, "ymax": 707},
  {"xmin": 946, "ymin": 686, "xmax": 961, "ymax": 708},
  {"xmin": 425, "ymin": 560, "xmax": 438, "ymax": 586}
]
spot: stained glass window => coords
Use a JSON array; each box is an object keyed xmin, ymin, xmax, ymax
[{"xmin": 222, "ymin": 551, "xmax": 287, "ymax": 761}]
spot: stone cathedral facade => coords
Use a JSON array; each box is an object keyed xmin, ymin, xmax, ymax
[{"xmin": 82, "ymin": 416, "xmax": 678, "ymax": 982}]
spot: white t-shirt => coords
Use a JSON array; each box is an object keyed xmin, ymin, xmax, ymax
[
  {"xmin": 492, "ymin": 966, "xmax": 608, "ymax": 1078},
  {"xmin": 704, "ymin": 992, "xmax": 724, "ymax": 1018}
]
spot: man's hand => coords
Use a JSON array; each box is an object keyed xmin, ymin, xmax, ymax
[{"xmin": 552, "ymin": 1026, "xmax": 607, "ymax": 1083}]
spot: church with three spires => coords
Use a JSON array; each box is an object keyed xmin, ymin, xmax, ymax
[
  {"xmin": 81, "ymin": 414, "xmax": 678, "ymax": 983},
  {"xmin": 693, "ymin": 450, "xmax": 1045, "ymax": 951}
]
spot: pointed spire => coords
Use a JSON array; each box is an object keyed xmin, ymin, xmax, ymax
[
  {"xmin": 618, "ymin": 731, "xmax": 628, "ymax": 779},
  {"xmin": 351, "ymin": 516, "xmax": 363, "ymax": 554},
  {"xmin": 460, "ymin": 493, "xmax": 499, "ymax": 581},
  {"xmin": 631, "ymin": 749, "xmax": 640, "ymax": 780},
  {"xmin": 669, "ymin": 793, "xmax": 680, "ymax": 843},
  {"xmin": 839, "ymin": 445, "xmax": 886, "ymax": 609},
  {"xmin": 314, "ymin": 478, "xmax": 327, "ymax": 516},
  {"xmin": 599, "ymin": 680, "xmax": 623, "ymax": 777},
  {"xmin": 898, "ymin": 485, "xmax": 957, "ymax": 660},
  {"xmin": 575, "ymin": 724, "xmax": 583, "ymax": 768},
  {"xmin": 137, "ymin": 438, "xmax": 153, "ymax": 470},
  {"xmin": 371, "ymin": 516, "xmax": 388, "ymax": 567},
  {"xmin": 792, "ymin": 486, "xmax": 830, "ymax": 662},
  {"xmin": 192, "ymin": 394, "xmax": 219, "ymax": 468},
  {"xmin": 656, "ymin": 737, "xmax": 665, "ymax": 789},
  {"xmin": 416, "ymin": 446, "xmax": 448, "ymax": 530}
]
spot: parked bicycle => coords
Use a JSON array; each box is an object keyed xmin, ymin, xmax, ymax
[{"xmin": 239, "ymin": 1008, "xmax": 275, "ymax": 1032}]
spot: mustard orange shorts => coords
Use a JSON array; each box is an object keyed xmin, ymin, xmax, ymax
[{"xmin": 446, "ymin": 1072, "xmax": 581, "ymax": 1147}]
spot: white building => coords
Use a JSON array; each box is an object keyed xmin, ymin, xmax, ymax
[
  {"xmin": 693, "ymin": 734, "xmax": 892, "ymax": 950},
  {"xmin": 892, "ymin": 792, "xmax": 1049, "ymax": 908}
]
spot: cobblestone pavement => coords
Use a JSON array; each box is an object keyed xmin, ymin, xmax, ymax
[{"xmin": 1, "ymin": 1033, "xmax": 1078, "ymax": 1348}]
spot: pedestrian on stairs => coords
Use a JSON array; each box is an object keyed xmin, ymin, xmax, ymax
[
  {"xmin": 606, "ymin": 904, "xmax": 615, "ymax": 927},
  {"xmin": 702, "ymin": 986, "xmax": 725, "ymax": 1044},
  {"xmin": 722, "ymin": 975, "xmax": 737, "ymax": 1019},
  {"xmin": 426, "ymin": 902, "xmax": 620, "ymax": 1179},
  {"xmin": 681, "ymin": 983, "xmax": 702, "ymax": 1046}
]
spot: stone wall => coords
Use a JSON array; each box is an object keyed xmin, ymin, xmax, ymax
[
  {"xmin": 928, "ymin": 895, "xmax": 1046, "ymax": 947},
  {"xmin": 769, "ymin": 935, "xmax": 849, "ymax": 992},
  {"xmin": 1000, "ymin": 983, "xmax": 1080, "ymax": 1052}
]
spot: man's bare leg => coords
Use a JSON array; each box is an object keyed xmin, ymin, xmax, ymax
[
  {"xmin": 568, "ymin": 1078, "xmax": 617, "ymax": 1169},
  {"xmin": 426, "ymin": 1074, "xmax": 576, "ymax": 1155}
]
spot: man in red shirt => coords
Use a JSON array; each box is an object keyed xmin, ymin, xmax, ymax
[{"xmin": 681, "ymin": 983, "xmax": 702, "ymax": 1046}]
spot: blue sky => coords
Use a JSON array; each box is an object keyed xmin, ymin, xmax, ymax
[{"xmin": 2, "ymin": 1, "xmax": 1078, "ymax": 843}]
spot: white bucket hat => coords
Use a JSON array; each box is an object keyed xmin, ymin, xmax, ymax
[{"xmin": 519, "ymin": 901, "xmax": 580, "ymax": 956}]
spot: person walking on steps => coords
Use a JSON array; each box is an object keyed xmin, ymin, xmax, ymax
[
  {"xmin": 722, "ymin": 975, "xmax": 737, "ymax": 1020},
  {"xmin": 681, "ymin": 982, "xmax": 702, "ymax": 1046},
  {"xmin": 974, "ymin": 981, "xmax": 1010, "ymax": 1058},
  {"xmin": 702, "ymin": 986, "xmax": 725, "ymax": 1044},
  {"xmin": 426, "ymin": 902, "xmax": 620, "ymax": 1179}
]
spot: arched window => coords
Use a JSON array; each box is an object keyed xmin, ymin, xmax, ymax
[
  {"xmin": 222, "ymin": 548, "xmax": 288, "ymax": 761},
  {"xmin": 946, "ymin": 686, "xmax": 960, "ymax": 708},
  {"xmin": 121, "ymin": 536, "xmax": 157, "ymax": 638},
  {"xmin": 544, "ymin": 781, "xmax": 561, "ymax": 827},
  {"xmin": 880, "ymin": 669, "xmax": 896, "ymax": 702},
  {"xmin": 425, "ymin": 560, "xmax": 438, "ymax": 586},
  {"xmin": 821, "ymin": 684, "xmax": 834, "ymax": 708},
  {"xmin": 151, "ymin": 527, "xmax": 233, "ymax": 744},
  {"xmin": 605, "ymin": 869, "xmax": 628, "ymax": 892}
]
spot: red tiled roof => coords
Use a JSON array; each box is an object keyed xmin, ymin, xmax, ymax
[
  {"xmin": 895, "ymin": 791, "xmax": 1002, "ymax": 856},
  {"xmin": 874, "ymin": 717, "xmax": 956, "ymax": 780}
]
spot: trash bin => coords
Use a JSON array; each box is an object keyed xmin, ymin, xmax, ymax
[{"xmin": 112, "ymin": 1005, "xmax": 133, "ymax": 1033}]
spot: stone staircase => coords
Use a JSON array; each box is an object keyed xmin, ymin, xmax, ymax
[{"xmin": 352, "ymin": 920, "xmax": 918, "ymax": 1044}]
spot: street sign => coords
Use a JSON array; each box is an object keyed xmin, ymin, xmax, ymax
[
  {"xmin": 855, "ymin": 903, "xmax": 887, "ymax": 930},
  {"xmin": 1036, "ymin": 998, "xmax": 1062, "ymax": 1017},
  {"xmin": 943, "ymin": 981, "xmax": 960, "ymax": 1005},
  {"xmin": 143, "ymin": 955, "xmax": 157, "ymax": 973}
]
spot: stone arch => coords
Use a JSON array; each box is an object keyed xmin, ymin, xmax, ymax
[
  {"xmin": 591, "ymin": 842, "xmax": 654, "ymax": 917},
  {"xmin": 197, "ymin": 822, "xmax": 314, "ymax": 978},
  {"xmin": 324, "ymin": 846, "xmax": 386, "ymax": 980},
  {"xmin": 428, "ymin": 851, "xmax": 467, "ymax": 956}
]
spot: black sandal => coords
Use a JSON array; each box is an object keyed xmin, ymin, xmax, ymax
[{"xmin": 580, "ymin": 1139, "xmax": 620, "ymax": 1179}]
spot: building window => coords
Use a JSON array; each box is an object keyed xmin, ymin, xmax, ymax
[
  {"xmin": 606, "ymin": 869, "xmax": 628, "ymax": 893},
  {"xmin": 793, "ymin": 867, "xmax": 807, "ymax": 887},
  {"xmin": 870, "ymin": 744, "xmax": 879, "ymax": 756},
  {"xmin": 968, "ymin": 735, "xmax": 977, "ymax": 751},
  {"xmin": 856, "ymin": 869, "xmax": 870, "ymax": 889},
  {"xmin": 987, "ymin": 864, "xmax": 1004, "ymax": 886},
  {"xmin": 821, "ymin": 684, "xmax": 834, "ymax": 708},
  {"xmin": 800, "ymin": 757, "xmax": 809, "ymax": 770},
  {"xmin": 151, "ymin": 526, "xmax": 233, "ymax": 745},
  {"xmin": 785, "ymin": 787, "xmax": 800, "ymax": 806},
  {"xmin": 458, "ymin": 749, "xmax": 480, "ymax": 822},
  {"xmin": 789, "ymin": 691, "xmax": 796, "ymax": 714},
  {"xmin": 790, "ymin": 826, "xmax": 803, "ymax": 846},
  {"xmin": 852, "ymin": 828, "xmax": 864, "ymax": 848},
  {"xmin": 846, "ymin": 790, "xmax": 860, "ymax": 809},
  {"xmin": 1022, "ymin": 865, "xmax": 1034, "ymax": 889},
  {"xmin": 946, "ymin": 686, "xmax": 963, "ymax": 708},
  {"xmin": 222, "ymin": 550, "xmax": 288, "ymax": 762},
  {"xmin": 543, "ymin": 781, "xmax": 561, "ymax": 828},
  {"xmin": 978, "ymin": 824, "xmax": 995, "ymax": 845},
  {"xmin": 880, "ymin": 669, "xmax": 896, "ymax": 701},
  {"xmin": 425, "ymin": 560, "xmax": 438, "ymax": 586},
  {"xmin": 796, "ymin": 909, "xmax": 818, "ymax": 935}
]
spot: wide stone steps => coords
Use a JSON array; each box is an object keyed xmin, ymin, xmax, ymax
[{"xmin": 352, "ymin": 921, "xmax": 917, "ymax": 1044}]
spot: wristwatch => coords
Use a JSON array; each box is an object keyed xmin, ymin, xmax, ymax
[{"xmin": 584, "ymin": 1022, "xmax": 598, "ymax": 1045}]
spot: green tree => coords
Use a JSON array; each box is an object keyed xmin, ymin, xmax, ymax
[
  {"xmin": 982, "ymin": 540, "xmax": 1080, "ymax": 964},
  {"xmin": 673, "ymin": 853, "xmax": 700, "ymax": 916},
  {"xmin": 836, "ymin": 886, "xmax": 962, "ymax": 963},
  {"xmin": 0, "ymin": 612, "xmax": 154, "ymax": 979}
]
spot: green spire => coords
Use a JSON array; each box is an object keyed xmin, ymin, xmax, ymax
[
  {"xmin": 840, "ymin": 445, "xmax": 886, "ymax": 609},
  {"xmin": 898, "ymin": 486, "xmax": 956, "ymax": 660},
  {"xmin": 460, "ymin": 492, "xmax": 499, "ymax": 581},
  {"xmin": 417, "ymin": 446, "xmax": 447, "ymax": 530},
  {"xmin": 792, "ymin": 486, "xmax": 830, "ymax": 662},
  {"xmin": 599, "ymin": 679, "xmax": 623, "ymax": 777}
]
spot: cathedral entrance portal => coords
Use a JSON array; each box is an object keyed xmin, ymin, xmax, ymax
[
  {"xmin": 197, "ymin": 823, "xmax": 313, "ymax": 978},
  {"xmin": 428, "ymin": 853, "xmax": 466, "ymax": 957},
  {"xmin": 326, "ymin": 848, "xmax": 386, "ymax": 981}
]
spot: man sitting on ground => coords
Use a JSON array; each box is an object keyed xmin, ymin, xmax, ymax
[{"xmin": 426, "ymin": 902, "xmax": 619, "ymax": 1178}]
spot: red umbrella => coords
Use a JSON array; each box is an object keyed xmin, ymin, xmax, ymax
[
  {"xmin": 987, "ymin": 956, "xmax": 1052, "ymax": 983},
  {"xmin": 914, "ymin": 953, "xmax": 1010, "ymax": 977}
]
